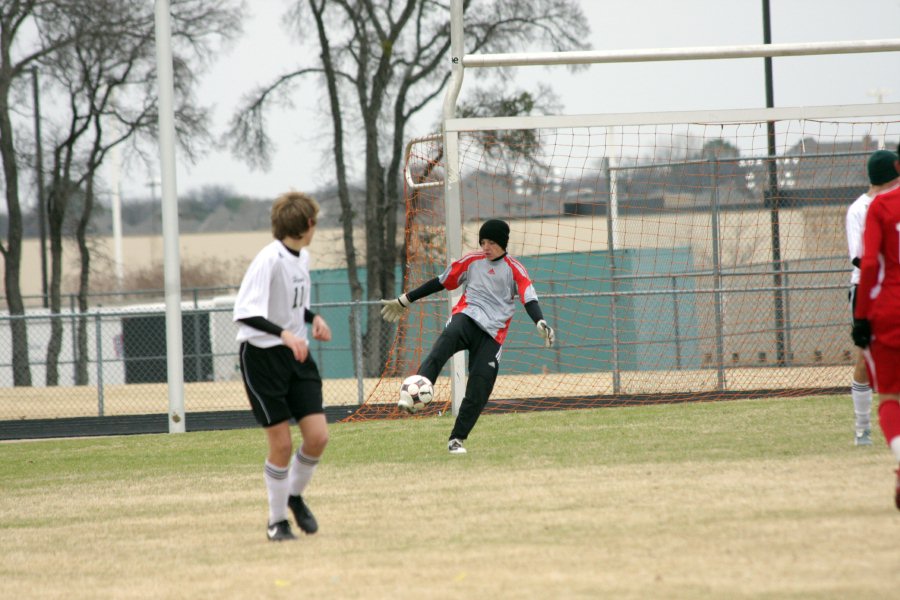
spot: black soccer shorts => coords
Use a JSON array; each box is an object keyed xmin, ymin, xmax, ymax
[{"xmin": 239, "ymin": 342, "xmax": 324, "ymax": 427}]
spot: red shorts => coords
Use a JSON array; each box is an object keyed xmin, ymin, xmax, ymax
[{"xmin": 864, "ymin": 341, "xmax": 900, "ymax": 395}]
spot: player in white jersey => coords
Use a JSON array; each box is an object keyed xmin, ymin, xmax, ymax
[
  {"xmin": 380, "ymin": 219, "xmax": 556, "ymax": 454},
  {"xmin": 234, "ymin": 191, "xmax": 333, "ymax": 541},
  {"xmin": 846, "ymin": 150, "xmax": 899, "ymax": 446}
]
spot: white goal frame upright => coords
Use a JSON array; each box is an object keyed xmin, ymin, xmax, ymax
[{"xmin": 430, "ymin": 0, "xmax": 900, "ymax": 415}]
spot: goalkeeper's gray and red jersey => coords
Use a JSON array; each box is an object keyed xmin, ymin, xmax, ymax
[
  {"xmin": 438, "ymin": 251, "xmax": 538, "ymax": 344},
  {"xmin": 856, "ymin": 184, "xmax": 900, "ymax": 347}
]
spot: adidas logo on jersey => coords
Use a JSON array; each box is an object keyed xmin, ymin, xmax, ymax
[{"xmin": 488, "ymin": 268, "xmax": 495, "ymax": 274}]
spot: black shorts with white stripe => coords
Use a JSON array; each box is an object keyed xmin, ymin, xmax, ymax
[{"xmin": 239, "ymin": 342, "xmax": 324, "ymax": 427}]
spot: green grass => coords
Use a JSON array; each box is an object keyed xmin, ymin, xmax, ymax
[{"xmin": 2, "ymin": 396, "xmax": 899, "ymax": 599}]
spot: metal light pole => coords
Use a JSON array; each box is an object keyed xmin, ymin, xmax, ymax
[
  {"xmin": 31, "ymin": 67, "xmax": 48, "ymax": 308},
  {"xmin": 868, "ymin": 88, "xmax": 891, "ymax": 149},
  {"xmin": 154, "ymin": 0, "xmax": 186, "ymax": 433},
  {"xmin": 762, "ymin": 0, "xmax": 787, "ymax": 366}
]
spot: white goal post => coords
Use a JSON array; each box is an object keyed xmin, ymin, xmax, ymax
[{"xmin": 386, "ymin": 0, "xmax": 900, "ymax": 418}]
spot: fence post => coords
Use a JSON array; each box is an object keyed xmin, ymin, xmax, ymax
[
  {"xmin": 782, "ymin": 262, "xmax": 793, "ymax": 365},
  {"xmin": 671, "ymin": 275, "xmax": 682, "ymax": 370},
  {"xmin": 95, "ymin": 311, "xmax": 104, "ymax": 417},
  {"xmin": 352, "ymin": 301, "xmax": 365, "ymax": 405},
  {"xmin": 710, "ymin": 159, "xmax": 726, "ymax": 391},
  {"xmin": 548, "ymin": 280, "xmax": 563, "ymax": 372},
  {"xmin": 70, "ymin": 294, "xmax": 77, "ymax": 383},
  {"xmin": 604, "ymin": 156, "xmax": 621, "ymax": 394},
  {"xmin": 313, "ymin": 282, "xmax": 323, "ymax": 369}
]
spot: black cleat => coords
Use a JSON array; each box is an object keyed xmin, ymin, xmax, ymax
[
  {"xmin": 895, "ymin": 468, "xmax": 900, "ymax": 512},
  {"xmin": 288, "ymin": 495, "xmax": 318, "ymax": 534},
  {"xmin": 448, "ymin": 438, "xmax": 467, "ymax": 454},
  {"xmin": 266, "ymin": 519, "xmax": 296, "ymax": 542}
]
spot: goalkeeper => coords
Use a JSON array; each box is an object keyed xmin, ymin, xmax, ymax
[{"xmin": 380, "ymin": 218, "xmax": 555, "ymax": 455}]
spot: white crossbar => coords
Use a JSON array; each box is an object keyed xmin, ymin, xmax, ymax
[
  {"xmin": 463, "ymin": 39, "xmax": 900, "ymax": 68},
  {"xmin": 445, "ymin": 102, "xmax": 900, "ymax": 133}
]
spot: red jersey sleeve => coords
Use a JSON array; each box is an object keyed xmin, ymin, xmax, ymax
[
  {"xmin": 504, "ymin": 255, "xmax": 535, "ymax": 304},
  {"xmin": 855, "ymin": 197, "xmax": 883, "ymax": 320}
]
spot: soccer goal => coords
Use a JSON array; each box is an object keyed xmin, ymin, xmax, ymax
[{"xmin": 350, "ymin": 2, "xmax": 900, "ymax": 419}]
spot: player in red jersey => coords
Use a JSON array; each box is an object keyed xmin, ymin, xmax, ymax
[
  {"xmin": 846, "ymin": 151, "xmax": 900, "ymax": 446},
  {"xmin": 852, "ymin": 145, "xmax": 900, "ymax": 510}
]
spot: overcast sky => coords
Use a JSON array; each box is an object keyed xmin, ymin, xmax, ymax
[{"xmin": 143, "ymin": 0, "xmax": 900, "ymax": 201}]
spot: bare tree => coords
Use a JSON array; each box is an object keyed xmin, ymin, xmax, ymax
[
  {"xmin": 37, "ymin": 0, "xmax": 240, "ymax": 384},
  {"xmin": 0, "ymin": 0, "xmax": 93, "ymax": 385},
  {"xmin": 229, "ymin": 0, "xmax": 589, "ymax": 375}
]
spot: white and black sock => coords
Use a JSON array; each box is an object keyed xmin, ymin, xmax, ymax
[
  {"xmin": 264, "ymin": 461, "xmax": 290, "ymax": 525},
  {"xmin": 851, "ymin": 379, "xmax": 872, "ymax": 431},
  {"xmin": 288, "ymin": 448, "xmax": 320, "ymax": 497}
]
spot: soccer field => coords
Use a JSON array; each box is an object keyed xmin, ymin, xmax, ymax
[{"xmin": 2, "ymin": 396, "xmax": 899, "ymax": 599}]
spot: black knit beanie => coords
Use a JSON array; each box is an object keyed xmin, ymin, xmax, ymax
[
  {"xmin": 867, "ymin": 150, "xmax": 899, "ymax": 185},
  {"xmin": 479, "ymin": 219, "xmax": 510, "ymax": 250}
]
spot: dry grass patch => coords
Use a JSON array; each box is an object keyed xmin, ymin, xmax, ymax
[{"xmin": 1, "ymin": 398, "xmax": 899, "ymax": 599}]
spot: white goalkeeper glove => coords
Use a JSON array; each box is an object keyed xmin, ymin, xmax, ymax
[
  {"xmin": 380, "ymin": 293, "xmax": 411, "ymax": 322},
  {"xmin": 536, "ymin": 319, "xmax": 555, "ymax": 348}
]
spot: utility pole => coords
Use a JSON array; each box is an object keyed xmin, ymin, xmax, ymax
[
  {"xmin": 762, "ymin": 0, "xmax": 787, "ymax": 366},
  {"xmin": 31, "ymin": 67, "xmax": 48, "ymax": 309},
  {"xmin": 868, "ymin": 88, "xmax": 891, "ymax": 149},
  {"xmin": 867, "ymin": 88, "xmax": 891, "ymax": 104},
  {"xmin": 109, "ymin": 144, "xmax": 124, "ymax": 290}
]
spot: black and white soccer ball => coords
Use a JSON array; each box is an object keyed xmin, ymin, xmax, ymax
[{"xmin": 398, "ymin": 375, "xmax": 434, "ymax": 414}]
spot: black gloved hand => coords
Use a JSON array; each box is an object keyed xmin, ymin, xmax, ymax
[{"xmin": 852, "ymin": 318, "xmax": 871, "ymax": 349}]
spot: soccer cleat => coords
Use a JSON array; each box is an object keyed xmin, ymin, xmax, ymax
[
  {"xmin": 448, "ymin": 438, "xmax": 467, "ymax": 454},
  {"xmin": 895, "ymin": 468, "xmax": 900, "ymax": 512},
  {"xmin": 288, "ymin": 495, "xmax": 318, "ymax": 534},
  {"xmin": 855, "ymin": 429, "xmax": 873, "ymax": 446},
  {"xmin": 266, "ymin": 519, "xmax": 296, "ymax": 542}
]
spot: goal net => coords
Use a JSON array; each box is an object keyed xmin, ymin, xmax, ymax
[{"xmin": 351, "ymin": 108, "xmax": 900, "ymax": 419}]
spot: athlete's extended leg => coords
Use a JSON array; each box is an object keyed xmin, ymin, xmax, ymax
[
  {"xmin": 417, "ymin": 314, "xmax": 469, "ymax": 384},
  {"xmin": 449, "ymin": 331, "xmax": 501, "ymax": 443}
]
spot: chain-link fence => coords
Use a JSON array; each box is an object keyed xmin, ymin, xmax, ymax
[
  {"xmin": 0, "ymin": 296, "xmax": 396, "ymax": 434},
  {"xmin": 0, "ymin": 256, "xmax": 857, "ymax": 439}
]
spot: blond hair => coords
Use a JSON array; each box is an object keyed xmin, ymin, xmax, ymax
[{"xmin": 271, "ymin": 191, "xmax": 319, "ymax": 240}]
